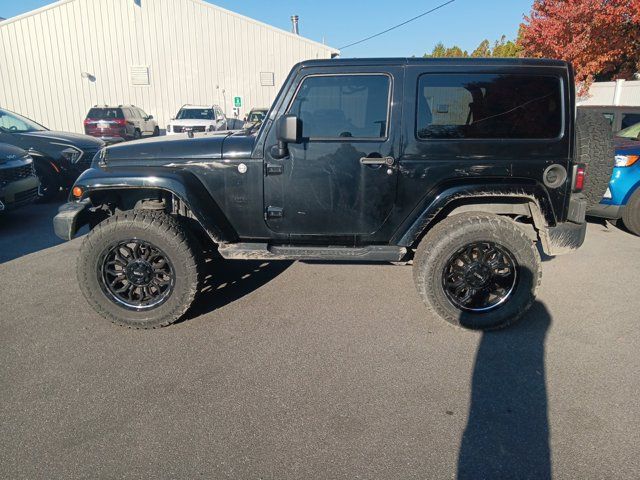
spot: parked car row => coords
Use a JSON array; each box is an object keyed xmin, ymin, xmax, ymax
[{"xmin": 0, "ymin": 101, "xmax": 269, "ymax": 210}]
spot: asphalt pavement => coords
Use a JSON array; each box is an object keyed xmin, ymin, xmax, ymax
[{"xmin": 1, "ymin": 203, "xmax": 639, "ymax": 479}]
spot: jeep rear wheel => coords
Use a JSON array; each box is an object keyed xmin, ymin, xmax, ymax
[
  {"xmin": 77, "ymin": 210, "xmax": 200, "ymax": 329},
  {"xmin": 576, "ymin": 108, "xmax": 615, "ymax": 208},
  {"xmin": 413, "ymin": 213, "xmax": 541, "ymax": 330}
]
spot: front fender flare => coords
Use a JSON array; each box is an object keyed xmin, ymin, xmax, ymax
[{"xmin": 72, "ymin": 167, "xmax": 237, "ymax": 243}]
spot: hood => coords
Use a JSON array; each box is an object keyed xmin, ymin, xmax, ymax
[
  {"xmin": 104, "ymin": 130, "xmax": 232, "ymax": 166},
  {"xmin": 614, "ymin": 136, "xmax": 640, "ymax": 155},
  {"xmin": 169, "ymin": 119, "xmax": 216, "ymax": 127},
  {"xmin": 0, "ymin": 142, "xmax": 28, "ymax": 161},
  {"xmin": 19, "ymin": 130, "xmax": 104, "ymax": 148},
  {"xmin": 221, "ymin": 130, "xmax": 258, "ymax": 158}
]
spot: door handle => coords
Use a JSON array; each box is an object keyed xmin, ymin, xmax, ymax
[{"xmin": 360, "ymin": 156, "xmax": 395, "ymax": 166}]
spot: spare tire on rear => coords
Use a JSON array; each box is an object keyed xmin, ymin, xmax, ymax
[{"xmin": 575, "ymin": 108, "xmax": 615, "ymax": 208}]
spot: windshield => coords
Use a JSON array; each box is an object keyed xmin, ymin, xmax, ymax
[
  {"xmin": 616, "ymin": 121, "xmax": 640, "ymax": 140},
  {"xmin": 248, "ymin": 110, "xmax": 267, "ymax": 122},
  {"xmin": 176, "ymin": 108, "xmax": 214, "ymax": 120},
  {"xmin": 0, "ymin": 109, "xmax": 47, "ymax": 133}
]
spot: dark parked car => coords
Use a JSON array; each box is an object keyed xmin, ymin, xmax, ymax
[
  {"xmin": 84, "ymin": 105, "xmax": 159, "ymax": 144},
  {"xmin": 55, "ymin": 58, "xmax": 612, "ymax": 331},
  {"xmin": 0, "ymin": 108, "xmax": 104, "ymax": 200},
  {"xmin": 0, "ymin": 143, "xmax": 40, "ymax": 212}
]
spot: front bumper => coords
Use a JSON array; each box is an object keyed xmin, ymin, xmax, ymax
[
  {"xmin": 53, "ymin": 199, "xmax": 91, "ymax": 240},
  {"xmin": 0, "ymin": 176, "xmax": 40, "ymax": 212}
]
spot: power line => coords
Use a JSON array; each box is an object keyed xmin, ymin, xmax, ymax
[{"xmin": 338, "ymin": 0, "xmax": 456, "ymax": 50}]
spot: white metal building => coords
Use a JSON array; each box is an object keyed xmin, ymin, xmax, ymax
[
  {"xmin": 0, "ymin": 0, "xmax": 338, "ymax": 133},
  {"xmin": 578, "ymin": 79, "xmax": 640, "ymax": 107}
]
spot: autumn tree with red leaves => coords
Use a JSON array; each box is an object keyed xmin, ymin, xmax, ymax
[{"xmin": 519, "ymin": 0, "xmax": 640, "ymax": 92}]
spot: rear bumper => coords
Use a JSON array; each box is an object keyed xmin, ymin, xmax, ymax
[{"xmin": 53, "ymin": 199, "xmax": 91, "ymax": 240}]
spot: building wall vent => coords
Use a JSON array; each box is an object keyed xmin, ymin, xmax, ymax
[
  {"xmin": 130, "ymin": 66, "xmax": 150, "ymax": 86},
  {"xmin": 260, "ymin": 72, "xmax": 275, "ymax": 86}
]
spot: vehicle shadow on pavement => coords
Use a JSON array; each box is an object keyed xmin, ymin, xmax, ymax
[
  {"xmin": 457, "ymin": 300, "xmax": 552, "ymax": 480},
  {"xmin": 0, "ymin": 200, "xmax": 65, "ymax": 264},
  {"xmin": 183, "ymin": 256, "xmax": 293, "ymax": 321}
]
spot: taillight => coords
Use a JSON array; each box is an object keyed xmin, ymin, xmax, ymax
[
  {"xmin": 573, "ymin": 164, "xmax": 586, "ymax": 192},
  {"xmin": 114, "ymin": 118, "xmax": 127, "ymax": 126},
  {"xmin": 83, "ymin": 118, "xmax": 93, "ymax": 125}
]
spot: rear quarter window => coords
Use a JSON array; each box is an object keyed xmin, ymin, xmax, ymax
[{"xmin": 416, "ymin": 73, "xmax": 563, "ymax": 140}]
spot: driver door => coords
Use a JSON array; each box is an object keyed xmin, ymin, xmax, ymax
[{"xmin": 263, "ymin": 67, "xmax": 403, "ymax": 240}]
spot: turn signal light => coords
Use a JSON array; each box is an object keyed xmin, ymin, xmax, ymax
[{"xmin": 72, "ymin": 186, "xmax": 84, "ymax": 198}]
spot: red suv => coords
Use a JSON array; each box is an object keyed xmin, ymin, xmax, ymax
[{"xmin": 84, "ymin": 105, "xmax": 159, "ymax": 144}]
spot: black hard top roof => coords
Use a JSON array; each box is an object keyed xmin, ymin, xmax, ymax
[{"xmin": 298, "ymin": 57, "xmax": 569, "ymax": 68}]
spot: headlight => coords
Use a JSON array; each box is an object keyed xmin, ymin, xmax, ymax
[
  {"xmin": 61, "ymin": 146, "xmax": 83, "ymax": 164},
  {"xmin": 614, "ymin": 154, "xmax": 639, "ymax": 167},
  {"xmin": 93, "ymin": 148, "xmax": 107, "ymax": 167}
]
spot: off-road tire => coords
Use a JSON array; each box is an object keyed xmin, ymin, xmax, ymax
[
  {"xmin": 621, "ymin": 188, "xmax": 640, "ymax": 236},
  {"xmin": 133, "ymin": 129, "xmax": 142, "ymax": 140},
  {"xmin": 413, "ymin": 213, "xmax": 541, "ymax": 330},
  {"xmin": 77, "ymin": 210, "xmax": 200, "ymax": 329},
  {"xmin": 576, "ymin": 108, "xmax": 615, "ymax": 208}
]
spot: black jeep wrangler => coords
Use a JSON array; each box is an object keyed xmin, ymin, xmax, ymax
[{"xmin": 54, "ymin": 58, "xmax": 613, "ymax": 330}]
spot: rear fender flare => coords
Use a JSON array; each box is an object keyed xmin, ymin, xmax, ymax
[{"xmin": 392, "ymin": 183, "xmax": 556, "ymax": 248}]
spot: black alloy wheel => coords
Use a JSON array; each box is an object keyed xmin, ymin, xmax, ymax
[
  {"xmin": 99, "ymin": 239, "xmax": 175, "ymax": 310},
  {"xmin": 442, "ymin": 241, "xmax": 517, "ymax": 312}
]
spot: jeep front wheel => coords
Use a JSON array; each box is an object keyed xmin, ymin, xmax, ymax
[
  {"xmin": 413, "ymin": 213, "xmax": 541, "ymax": 330},
  {"xmin": 77, "ymin": 210, "xmax": 200, "ymax": 328}
]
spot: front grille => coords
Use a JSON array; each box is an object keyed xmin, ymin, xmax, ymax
[
  {"xmin": 173, "ymin": 126, "xmax": 207, "ymax": 134},
  {"xmin": 14, "ymin": 187, "xmax": 39, "ymax": 203},
  {"xmin": 0, "ymin": 163, "xmax": 36, "ymax": 187}
]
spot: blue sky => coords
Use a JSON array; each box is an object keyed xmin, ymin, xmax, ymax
[{"xmin": 1, "ymin": 0, "xmax": 534, "ymax": 57}]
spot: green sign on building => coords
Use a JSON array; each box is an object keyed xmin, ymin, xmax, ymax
[{"xmin": 233, "ymin": 96, "xmax": 243, "ymax": 108}]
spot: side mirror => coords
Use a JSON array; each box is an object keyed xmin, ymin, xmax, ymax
[
  {"xmin": 277, "ymin": 114, "xmax": 301, "ymax": 144},
  {"xmin": 147, "ymin": 115, "xmax": 154, "ymax": 120},
  {"xmin": 272, "ymin": 114, "xmax": 301, "ymax": 159}
]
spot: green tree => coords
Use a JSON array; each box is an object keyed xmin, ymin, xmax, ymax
[
  {"xmin": 424, "ymin": 42, "xmax": 447, "ymax": 58},
  {"xmin": 471, "ymin": 39, "xmax": 491, "ymax": 57},
  {"xmin": 424, "ymin": 36, "xmax": 521, "ymax": 59},
  {"xmin": 492, "ymin": 35, "xmax": 523, "ymax": 57}
]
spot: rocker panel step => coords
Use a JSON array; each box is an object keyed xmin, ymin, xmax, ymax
[{"xmin": 218, "ymin": 242, "xmax": 407, "ymax": 262}]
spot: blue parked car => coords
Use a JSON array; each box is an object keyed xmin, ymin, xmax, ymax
[{"xmin": 589, "ymin": 121, "xmax": 640, "ymax": 235}]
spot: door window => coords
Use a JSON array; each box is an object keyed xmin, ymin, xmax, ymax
[
  {"xmin": 416, "ymin": 74, "xmax": 563, "ymax": 139},
  {"xmin": 288, "ymin": 74, "xmax": 390, "ymax": 139}
]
